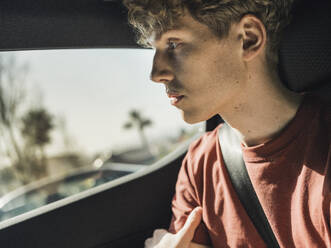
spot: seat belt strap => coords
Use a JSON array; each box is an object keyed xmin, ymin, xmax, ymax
[{"xmin": 218, "ymin": 123, "xmax": 280, "ymax": 248}]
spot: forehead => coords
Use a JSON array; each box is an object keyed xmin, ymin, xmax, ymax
[{"xmin": 150, "ymin": 14, "xmax": 216, "ymax": 46}]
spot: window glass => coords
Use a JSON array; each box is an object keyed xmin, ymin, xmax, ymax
[{"xmin": 0, "ymin": 49, "xmax": 204, "ymax": 222}]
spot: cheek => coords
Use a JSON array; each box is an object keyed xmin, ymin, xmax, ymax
[
  {"xmin": 172, "ymin": 45, "xmax": 243, "ymax": 98},
  {"xmin": 189, "ymin": 55, "xmax": 244, "ymax": 108},
  {"xmin": 169, "ymin": 44, "xmax": 195, "ymax": 73},
  {"xmin": 207, "ymin": 53, "xmax": 243, "ymax": 87},
  {"xmin": 168, "ymin": 53, "xmax": 182, "ymax": 72}
]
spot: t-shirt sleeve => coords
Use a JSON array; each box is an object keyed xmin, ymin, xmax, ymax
[{"xmin": 168, "ymin": 154, "xmax": 211, "ymax": 245}]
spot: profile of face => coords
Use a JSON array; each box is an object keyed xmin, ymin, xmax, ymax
[{"xmin": 150, "ymin": 13, "xmax": 250, "ymax": 124}]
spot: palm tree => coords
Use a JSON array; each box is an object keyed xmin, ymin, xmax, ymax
[
  {"xmin": 123, "ymin": 109, "xmax": 152, "ymax": 149},
  {"xmin": 20, "ymin": 108, "xmax": 54, "ymax": 181}
]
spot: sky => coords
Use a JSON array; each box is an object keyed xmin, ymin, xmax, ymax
[{"xmin": 1, "ymin": 49, "xmax": 203, "ymax": 157}]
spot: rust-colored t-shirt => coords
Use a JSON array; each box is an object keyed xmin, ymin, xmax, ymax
[{"xmin": 169, "ymin": 95, "xmax": 331, "ymax": 247}]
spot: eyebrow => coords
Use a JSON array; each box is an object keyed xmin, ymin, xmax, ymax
[
  {"xmin": 151, "ymin": 25, "xmax": 193, "ymax": 47},
  {"xmin": 159, "ymin": 28, "xmax": 192, "ymax": 41}
]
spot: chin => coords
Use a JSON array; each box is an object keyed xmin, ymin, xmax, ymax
[{"xmin": 181, "ymin": 110, "xmax": 209, "ymax": 124}]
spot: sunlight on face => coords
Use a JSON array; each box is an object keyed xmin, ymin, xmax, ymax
[{"xmin": 150, "ymin": 14, "xmax": 246, "ymax": 124}]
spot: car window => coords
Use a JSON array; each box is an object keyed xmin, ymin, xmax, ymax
[{"xmin": 0, "ymin": 49, "xmax": 204, "ymax": 223}]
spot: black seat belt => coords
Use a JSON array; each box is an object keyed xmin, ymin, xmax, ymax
[{"xmin": 218, "ymin": 122, "xmax": 280, "ymax": 248}]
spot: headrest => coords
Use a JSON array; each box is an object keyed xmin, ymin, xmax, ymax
[{"xmin": 279, "ymin": 0, "xmax": 331, "ymax": 95}]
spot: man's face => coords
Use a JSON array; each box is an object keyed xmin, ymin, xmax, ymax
[{"xmin": 150, "ymin": 13, "xmax": 247, "ymax": 124}]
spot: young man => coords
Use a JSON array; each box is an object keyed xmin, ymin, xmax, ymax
[{"xmin": 123, "ymin": 0, "xmax": 330, "ymax": 247}]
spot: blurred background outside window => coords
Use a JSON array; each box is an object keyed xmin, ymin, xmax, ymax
[{"xmin": 0, "ymin": 49, "xmax": 204, "ymax": 222}]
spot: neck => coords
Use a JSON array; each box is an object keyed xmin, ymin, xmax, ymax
[{"xmin": 219, "ymin": 68, "xmax": 303, "ymax": 147}]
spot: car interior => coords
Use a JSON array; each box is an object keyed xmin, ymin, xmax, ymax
[{"xmin": 0, "ymin": 0, "xmax": 330, "ymax": 247}]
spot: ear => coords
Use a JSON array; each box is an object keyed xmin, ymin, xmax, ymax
[{"xmin": 237, "ymin": 14, "xmax": 267, "ymax": 61}]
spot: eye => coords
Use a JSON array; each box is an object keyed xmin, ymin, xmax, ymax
[
  {"xmin": 168, "ymin": 41, "xmax": 177, "ymax": 49},
  {"xmin": 167, "ymin": 40, "xmax": 180, "ymax": 50}
]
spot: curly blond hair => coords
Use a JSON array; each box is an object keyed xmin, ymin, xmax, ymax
[{"xmin": 123, "ymin": 0, "xmax": 296, "ymax": 68}]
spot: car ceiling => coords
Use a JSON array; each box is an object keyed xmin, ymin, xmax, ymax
[{"xmin": 0, "ymin": 0, "xmax": 138, "ymax": 50}]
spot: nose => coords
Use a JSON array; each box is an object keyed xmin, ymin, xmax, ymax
[{"xmin": 150, "ymin": 51, "xmax": 174, "ymax": 84}]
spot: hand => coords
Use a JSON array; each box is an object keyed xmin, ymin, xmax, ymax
[{"xmin": 145, "ymin": 207, "xmax": 203, "ymax": 248}]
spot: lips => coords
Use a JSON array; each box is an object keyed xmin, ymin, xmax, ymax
[
  {"xmin": 167, "ymin": 92, "xmax": 184, "ymax": 106},
  {"xmin": 169, "ymin": 95, "xmax": 184, "ymax": 105},
  {"xmin": 166, "ymin": 85, "xmax": 185, "ymax": 106}
]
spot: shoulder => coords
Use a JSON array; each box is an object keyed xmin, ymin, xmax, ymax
[
  {"xmin": 310, "ymin": 94, "xmax": 331, "ymax": 139},
  {"xmin": 319, "ymin": 97, "xmax": 331, "ymax": 125},
  {"xmin": 183, "ymin": 124, "xmax": 222, "ymax": 174},
  {"xmin": 303, "ymin": 94, "xmax": 331, "ymax": 137},
  {"xmin": 176, "ymin": 125, "xmax": 222, "ymax": 199},
  {"xmin": 309, "ymin": 93, "xmax": 331, "ymax": 121},
  {"xmin": 188, "ymin": 125, "xmax": 220, "ymax": 157}
]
